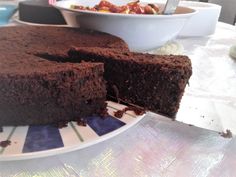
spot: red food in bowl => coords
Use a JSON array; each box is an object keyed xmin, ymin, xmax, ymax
[{"xmin": 71, "ymin": 0, "xmax": 160, "ymax": 14}]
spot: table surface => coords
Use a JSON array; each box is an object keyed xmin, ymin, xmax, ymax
[{"xmin": 0, "ymin": 22, "xmax": 236, "ymax": 177}]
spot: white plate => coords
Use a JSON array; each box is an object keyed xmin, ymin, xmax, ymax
[
  {"xmin": 13, "ymin": 16, "xmax": 68, "ymax": 27},
  {"xmin": 0, "ymin": 101, "xmax": 145, "ymax": 161}
]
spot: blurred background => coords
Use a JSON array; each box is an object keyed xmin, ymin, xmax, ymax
[
  {"xmin": 186, "ymin": 0, "xmax": 236, "ymax": 25},
  {"xmin": 0, "ymin": 0, "xmax": 236, "ymax": 26}
]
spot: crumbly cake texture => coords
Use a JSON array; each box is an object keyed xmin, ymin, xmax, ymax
[
  {"xmin": 0, "ymin": 26, "xmax": 128, "ymax": 57},
  {"xmin": 0, "ymin": 26, "xmax": 128, "ymax": 126},
  {"xmin": 67, "ymin": 47, "xmax": 192, "ymax": 117},
  {"xmin": 0, "ymin": 62, "xmax": 106, "ymax": 126}
]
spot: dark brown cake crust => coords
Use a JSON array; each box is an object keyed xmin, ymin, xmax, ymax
[
  {"xmin": 67, "ymin": 47, "xmax": 192, "ymax": 117},
  {"xmin": 0, "ymin": 26, "xmax": 128, "ymax": 126}
]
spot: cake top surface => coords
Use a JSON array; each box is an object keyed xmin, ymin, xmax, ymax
[
  {"xmin": 0, "ymin": 26, "xmax": 128, "ymax": 53},
  {"xmin": 0, "ymin": 26, "xmax": 128, "ymax": 75},
  {"xmin": 0, "ymin": 52, "xmax": 103, "ymax": 75},
  {"xmin": 68, "ymin": 47, "xmax": 192, "ymax": 70}
]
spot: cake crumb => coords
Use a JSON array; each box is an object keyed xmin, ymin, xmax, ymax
[
  {"xmin": 114, "ymin": 106, "xmax": 145, "ymax": 118},
  {"xmin": 0, "ymin": 140, "xmax": 11, "ymax": 148},
  {"xmin": 220, "ymin": 129, "xmax": 233, "ymax": 138},
  {"xmin": 99, "ymin": 102, "xmax": 109, "ymax": 118},
  {"xmin": 53, "ymin": 121, "xmax": 68, "ymax": 129},
  {"xmin": 114, "ymin": 109, "xmax": 124, "ymax": 118},
  {"xmin": 76, "ymin": 118, "xmax": 87, "ymax": 126}
]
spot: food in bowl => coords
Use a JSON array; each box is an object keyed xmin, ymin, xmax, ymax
[{"xmin": 70, "ymin": 0, "xmax": 160, "ymax": 14}]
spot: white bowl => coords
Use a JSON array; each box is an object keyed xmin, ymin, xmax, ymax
[
  {"xmin": 54, "ymin": 0, "xmax": 196, "ymax": 51},
  {"xmin": 179, "ymin": 1, "xmax": 221, "ymax": 37}
]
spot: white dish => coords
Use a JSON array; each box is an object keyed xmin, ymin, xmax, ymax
[
  {"xmin": 0, "ymin": 101, "xmax": 145, "ymax": 161},
  {"xmin": 13, "ymin": 16, "xmax": 68, "ymax": 27},
  {"xmin": 53, "ymin": 0, "xmax": 196, "ymax": 51},
  {"xmin": 179, "ymin": 1, "xmax": 221, "ymax": 36}
]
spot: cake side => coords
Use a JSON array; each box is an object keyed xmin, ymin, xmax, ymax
[
  {"xmin": 0, "ymin": 62, "xmax": 106, "ymax": 126},
  {"xmin": 0, "ymin": 26, "xmax": 129, "ymax": 126},
  {"xmin": 67, "ymin": 47, "xmax": 192, "ymax": 117}
]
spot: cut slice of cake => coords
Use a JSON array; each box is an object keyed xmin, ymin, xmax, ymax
[{"xmin": 67, "ymin": 47, "xmax": 192, "ymax": 117}]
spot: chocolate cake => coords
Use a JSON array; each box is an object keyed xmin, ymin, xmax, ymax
[
  {"xmin": 19, "ymin": 0, "xmax": 66, "ymax": 25},
  {"xmin": 0, "ymin": 26, "xmax": 128, "ymax": 126},
  {"xmin": 67, "ymin": 47, "xmax": 192, "ymax": 117},
  {"xmin": 0, "ymin": 25, "xmax": 191, "ymax": 126}
]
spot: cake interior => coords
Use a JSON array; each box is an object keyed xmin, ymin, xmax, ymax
[
  {"xmin": 36, "ymin": 46, "xmax": 192, "ymax": 117},
  {"xmin": 0, "ymin": 62, "xmax": 107, "ymax": 126}
]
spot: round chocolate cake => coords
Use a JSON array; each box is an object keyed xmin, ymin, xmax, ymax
[{"xmin": 0, "ymin": 26, "xmax": 192, "ymax": 126}]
